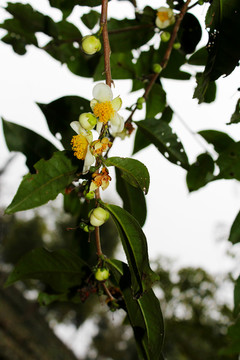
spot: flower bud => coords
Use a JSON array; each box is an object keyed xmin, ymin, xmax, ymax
[
  {"xmin": 81, "ymin": 35, "xmax": 101, "ymax": 55},
  {"xmin": 85, "ymin": 191, "xmax": 95, "ymax": 200},
  {"xmin": 173, "ymin": 42, "xmax": 181, "ymax": 50},
  {"xmin": 95, "ymin": 268, "xmax": 110, "ymax": 281},
  {"xmin": 79, "ymin": 113, "xmax": 97, "ymax": 130},
  {"xmin": 89, "ymin": 207, "xmax": 109, "ymax": 227},
  {"xmin": 153, "ymin": 63, "xmax": 163, "ymax": 74},
  {"xmin": 161, "ymin": 31, "xmax": 171, "ymax": 42}
]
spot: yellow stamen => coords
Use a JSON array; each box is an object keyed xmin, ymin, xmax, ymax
[
  {"xmin": 157, "ymin": 11, "xmax": 169, "ymax": 22},
  {"xmin": 93, "ymin": 101, "xmax": 114, "ymax": 123},
  {"xmin": 91, "ymin": 138, "xmax": 112, "ymax": 155},
  {"xmin": 71, "ymin": 134, "xmax": 88, "ymax": 159}
]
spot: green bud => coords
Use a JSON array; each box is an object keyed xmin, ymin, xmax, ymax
[
  {"xmin": 173, "ymin": 42, "xmax": 181, "ymax": 50},
  {"xmin": 137, "ymin": 97, "xmax": 145, "ymax": 105},
  {"xmin": 153, "ymin": 63, "xmax": 163, "ymax": 74},
  {"xmin": 160, "ymin": 31, "xmax": 171, "ymax": 42},
  {"xmin": 89, "ymin": 207, "xmax": 110, "ymax": 227},
  {"xmin": 83, "ymin": 225, "xmax": 89, "ymax": 232},
  {"xmin": 85, "ymin": 191, "xmax": 95, "ymax": 200},
  {"xmin": 95, "ymin": 268, "xmax": 110, "ymax": 281},
  {"xmin": 79, "ymin": 112, "xmax": 97, "ymax": 130},
  {"xmin": 79, "ymin": 222, "xmax": 86, "ymax": 229},
  {"xmin": 81, "ymin": 35, "xmax": 101, "ymax": 55},
  {"xmin": 198, "ymin": 0, "xmax": 204, "ymax": 4}
]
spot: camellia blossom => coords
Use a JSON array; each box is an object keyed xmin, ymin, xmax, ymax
[
  {"xmin": 89, "ymin": 167, "xmax": 111, "ymax": 192},
  {"xmin": 90, "ymin": 83, "xmax": 125, "ymax": 135},
  {"xmin": 155, "ymin": 7, "xmax": 175, "ymax": 29},
  {"xmin": 70, "ymin": 121, "xmax": 95, "ymax": 174}
]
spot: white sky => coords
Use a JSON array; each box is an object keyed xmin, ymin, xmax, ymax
[
  {"xmin": 1, "ymin": 0, "xmax": 240, "ymax": 356},
  {"xmin": 1, "ymin": 0, "xmax": 240, "ymax": 275}
]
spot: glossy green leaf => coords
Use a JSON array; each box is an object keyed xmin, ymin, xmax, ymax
[
  {"xmin": 228, "ymin": 211, "xmax": 240, "ymax": 245},
  {"xmin": 106, "ymin": 259, "xmax": 164, "ymax": 360},
  {"xmin": 115, "ymin": 168, "xmax": 147, "ymax": 227},
  {"xmin": 216, "ymin": 142, "xmax": 240, "ymax": 180},
  {"xmin": 188, "ymin": 47, "xmax": 208, "ymax": 66},
  {"xmin": 228, "ymin": 98, "xmax": 240, "ymax": 125},
  {"xmin": 37, "ymin": 96, "xmax": 90, "ymax": 149},
  {"xmin": 198, "ymin": 130, "xmax": 235, "ymax": 153},
  {"xmin": 178, "ymin": 13, "xmax": 202, "ymax": 54},
  {"xmin": 2, "ymin": 118, "xmax": 57, "ymax": 173},
  {"xmin": 186, "ymin": 153, "xmax": 215, "ymax": 192},
  {"xmin": 5, "ymin": 151, "xmax": 79, "ymax": 214},
  {"xmin": 103, "ymin": 204, "xmax": 158, "ymax": 296},
  {"xmin": 104, "ymin": 156, "xmax": 150, "ymax": 194},
  {"xmin": 81, "ymin": 10, "xmax": 100, "ymax": 30},
  {"xmin": 5, "ymin": 248, "xmax": 90, "ymax": 292},
  {"xmin": 146, "ymin": 84, "xmax": 166, "ymax": 118},
  {"xmin": 194, "ymin": 0, "xmax": 240, "ymax": 103},
  {"xmin": 135, "ymin": 119, "xmax": 189, "ymax": 169},
  {"xmin": 234, "ymin": 276, "xmax": 240, "ymax": 317}
]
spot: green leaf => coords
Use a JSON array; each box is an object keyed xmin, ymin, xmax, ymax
[
  {"xmin": 234, "ymin": 276, "xmax": 240, "ymax": 317},
  {"xmin": 48, "ymin": 0, "xmax": 104, "ymax": 17},
  {"xmin": 104, "ymin": 156, "xmax": 150, "ymax": 194},
  {"xmin": 198, "ymin": 130, "xmax": 235, "ymax": 153},
  {"xmin": 178, "ymin": 13, "xmax": 202, "ymax": 54},
  {"xmin": 188, "ymin": 47, "xmax": 208, "ymax": 66},
  {"xmin": 5, "ymin": 151, "xmax": 79, "ymax": 214},
  {"xmin": 146, "ymin": 84, "xmax": 166, "ymax": 118},
  {"xmin": 103, "ymin": 204, "xmax": 159, "ymax": 296},
  {"xmin": 115, "ymin": 168, "xmax": 147, "ymax": 227},
  {"xmin": 228, "ymin": 211, "xmax": 240, "ymax": 245},
  {"xmin": 2, "ymin": 118, "xmax": 57, "ymax": 173},
  {"xmin": 194, "ymin": 0, "xmax": 240, "ymax": 103},
  {"xmin": 81, "ymin": 11, "xmax": 100, "ymax": 30},
  {"xmin": 228, "ymin": 98, "xmax": 240, "ymax": 125},
  {"xmin": 135, "ymin": 118, "xmax": 189, "ymax": 169},
  {"xmin": 5, "ymin": 248, "xmax": 90, "ymax": 292},
  {"xmin": 219, "ymin": 318, "xmax": 240, "ymax": 356},
  {"xmin": 106, "ymin": 259, "xmax": 164, "ymax": 360},
  {"xmin": 216, "ymin": 142, "xmax": 240, "ymax": 180},
  {"xmin": 186, "ymin": 153, "xmax": 215, "ymax": 192},
  {"xmin": 37, "ymin": 96, "xmax": 90, "ymax": 149}
]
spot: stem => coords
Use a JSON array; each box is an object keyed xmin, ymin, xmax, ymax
[
  {"xmin": 102, "ymin": 283, "xmax": 115, "ymax": 301},
  {"xmin": 126, "ymin": 0, "xmax": 192, "ymax": 124},
  {"xmin": 100, "ymin": 0, "xmax": 112, "ymax": 87}
]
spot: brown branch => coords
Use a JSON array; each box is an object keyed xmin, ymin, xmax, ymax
[
  {"xmin": 102, "ymin": 283, "xmax": 115, "ymax": 301},
  {"xmin": 100, "ymin": 0, "xmax": 112, "ymax": 87}
]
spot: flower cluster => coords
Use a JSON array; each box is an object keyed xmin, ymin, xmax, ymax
[
  {"xmin": 155, "ymin": 7, "xmax": 175, "ymax": 29},
  {"xmin": 70, "ymin": 83, "xmax": 124, "ymax": 174}
]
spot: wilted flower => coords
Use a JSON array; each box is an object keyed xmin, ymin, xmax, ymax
[
  {"xmin": 70, "ymin": 121, "xmax": 95, "ymax": 174},
  {"xmin": 90, "ymin": 167, "xmax": 111, "ymax": 192},
  {"xmin": 156, "ymin": 7, "xmax": 175, "ymax": 29},
  {"xmin": 90, "ymin": 137, "xmax": 112, "ymax": 156},
  {"xmin": 90, "ymin": 83, "xmax": 125, "ymax": 135}
]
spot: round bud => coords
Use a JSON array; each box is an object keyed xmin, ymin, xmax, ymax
[
  {"xmin": 161, "ymin": 31, "xmax": 171, "ymax": 42},
  {"xmin": 79, "ymin": 113, "xmax": 97, "ymax": 130},
  {"xmin": 85, "ymin": 191, "xmax": 95, "ymax": 200},
  {"xmin": 173, "ymin": 42, "xmax": 181, "ymax": 50},
  {"xmin": 83, "ymin": 225, "xmax": 89, "ymax": 232},
  {"xmin": 95, "ymin": 268, "xmax": 110, "ymax": 281},
  {"xmin": 198, "ymin": 0, "xmax": 204, "ymax": 4},
  {"xmin": 89, "ymin": 207, "xmax": 110, "ymax": 227},
  {"xmin": 153, "ymin": 63, "xmax": 163, "ymax": 74},
  {"xmin": 81, "ymin": 35, "xmax": 101, "ymax": 55}
]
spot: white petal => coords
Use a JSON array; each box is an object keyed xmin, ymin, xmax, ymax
[
  {"xmin": 111, "ymin": 114, "xmax": 124, "ymax": 134},
  {"xmin": 111, "ymin": 96, "xmax": 122, "ymax": 111},
  {"xmin": 90, "ymin": 98, "xmax": 98, "ymax": 111},
  {"xmin": 93, "ymin": 83, "xmax": 113, "ymax": 102},
  {"xmin": 96, "ymin": 121, "xmax": 103, "ymax": 134},
  {"xmin": 82, "ymin": 147, "xmax": 95, "ymax": 174},
  {"xmin": 70, "ymin": 121, "xmax": 81, "ymax": 134}
]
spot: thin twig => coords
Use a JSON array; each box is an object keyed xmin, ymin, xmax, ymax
[
  {"xmin": 102, "ymin": 283, "xmax": 115, "ymax": 301},
  {"xmin": 100, "ymin": 0, "xmax": 112, "ymax": 87}
]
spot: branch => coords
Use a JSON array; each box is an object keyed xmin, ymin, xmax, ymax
[{"xmin": 100, "ymin": 0, "xmax": 112, "ymax": 87}]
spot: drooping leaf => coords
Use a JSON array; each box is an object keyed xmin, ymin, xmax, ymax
[
  {"xmin": 188, "ymin": 47, "xmax": 208, "ymax": 66},
  {"xmin": 133, "ymin": 128, "xmax": 152, "ymax": 155},
  {"xmin": 198, "ymin": 130, "xmax": 235, "ymax": 153},
  {"xmin": 103, "ymin": 204, "xmax": 159, "ymax": 296},
  {"xmin": 228, "ymin": 98, "xmax": 240, "ymax": 125},
  {"xmin": 194, "ymin": 0, "xmax": 240, "ymax": 103},
  {"xmin": 216, "ymin": 142, "xmax": 240, "ymax": 181},
  {"xmin": 115, "ymin": 168, "xmax": 147, "ymax": 227},
  {"xmin": 2, "ymin": 118, "xmax": 57, "ymax": 173},
  {"xmin": 104, "ymin": 156, "xmax": 150, "ymax": 194},
  {"xmin": 178, "ymin": 13, "xmax": 202, "ymax": 54},
  {"xmin": 228, "ymin": 211, "xmax": 240, "ymax": 245},
  {"xmin": 106, "ymin": 259, "xmax": 164, "ymax": 360},
  {"xmin": 135, "ymin": 118, "xmax": 189, "ymax": 169},
  {"xmin": 5, "ymin": 248, "xmax": 90, "ymax": 292},
  {"xmin": 146, "ymin": 83, "xmax": 166, "ymax": 118},
  {"xmin": 5, "ymin": 151, "xmax": 79, "ymax": 214},
  {"xmin": 186, "ymin": 153, "xmax": 215, "ymax": 192},
  {"xmin": 81, "ymin": 10, "xmax": 100, "ymax": 30},
  {"xmin": 234, "ymin": 276, "xmax": 240, "ymax": 317},
  {"xmin": 37, "ymin": 96, "xmax": 90, "ymax": 149}
]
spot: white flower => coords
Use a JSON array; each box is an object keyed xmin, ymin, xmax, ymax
[
  {"xmin": 155, "ymin": 7, "xmax": 175, "ymax": 29},
  {"xmin": 70, "ymin": 121, "xmax": 95, "ymax": 174},
  {"xmin": 90, "ymin": 83, "xmax": 124, "ymax": 135}
]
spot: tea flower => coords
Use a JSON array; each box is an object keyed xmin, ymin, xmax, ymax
[
  {"xmin": 70, "ymin": 121, "xmax": 95, "ymax": 174},
  {"xmin": 90, "ymin": 137, "xmax": 112, "ymax": 156},
  {"xmin": 89, "ymin": 167, "xmax": 111, "ymax": 192},
  {"xmin": 156, "ymin": 7, "xmax": 175, "ymax": 29},
  {"xmin": 90, "ymin": 83, "xmax": 124, "ymax": 135}
]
